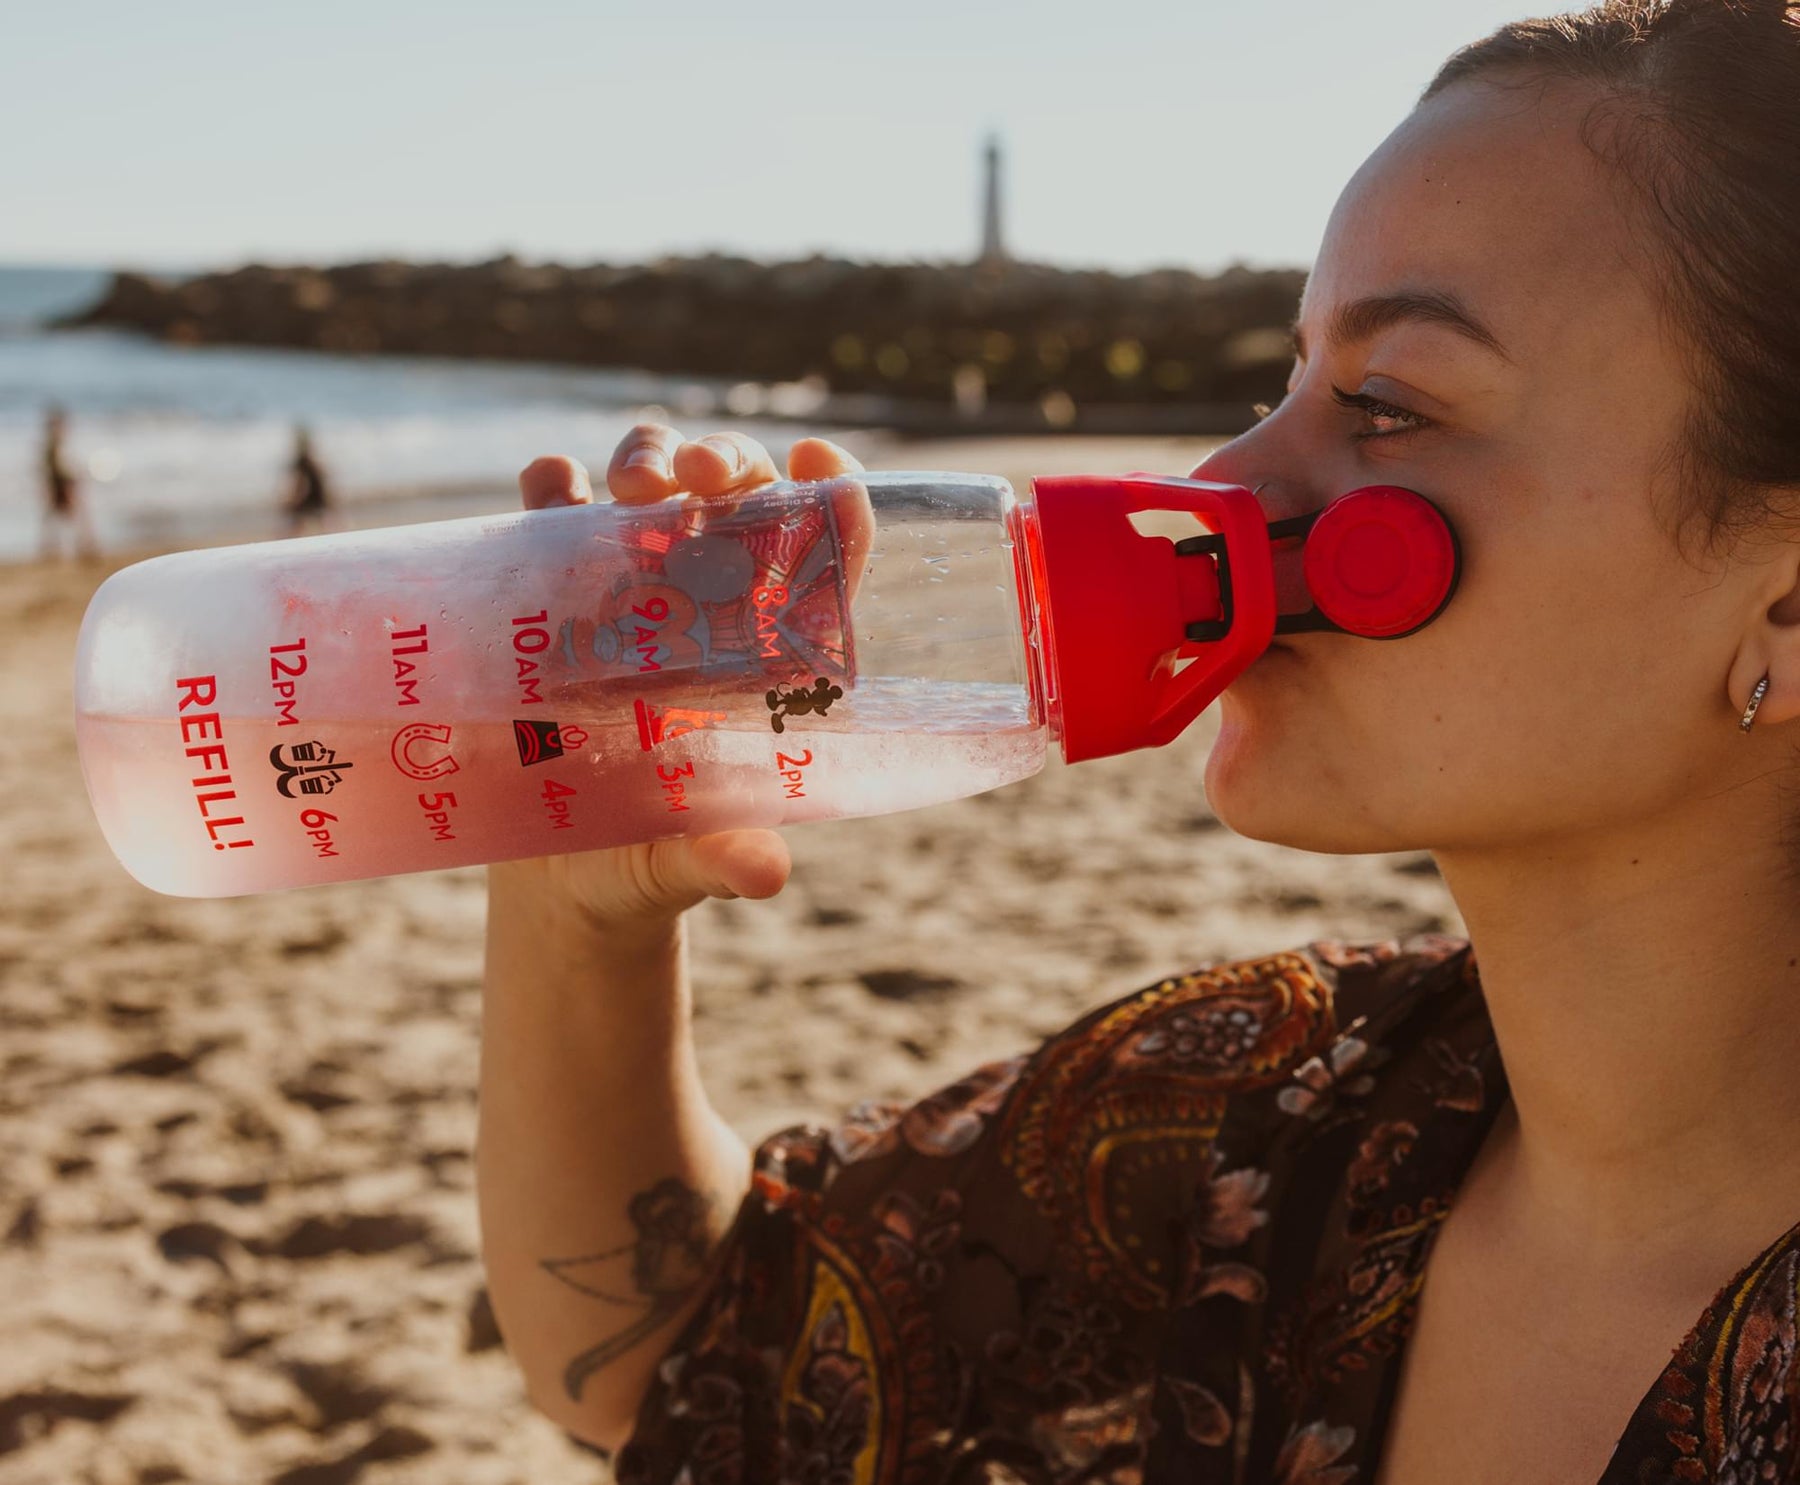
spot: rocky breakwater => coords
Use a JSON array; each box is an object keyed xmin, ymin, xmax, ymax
[{"xmin": 69, "ymin": 255, "xmax": 1308, "ymax": 434}]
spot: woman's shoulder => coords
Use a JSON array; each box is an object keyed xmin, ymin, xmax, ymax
[
  {"xmin": 934, "ymin": 934, "xmax": 1473, "ymax": 1211},
  {"xmin": 747, "ymin": 933, "xmax": 1477, "ymax": 1239},
  {"xmin": 1018, "ymin": 931, "xmax": 1473, "ymax": 1100},
  {"xmin": 767, "ymin": 933, "xmax": 1475, "ymax": 1180}
]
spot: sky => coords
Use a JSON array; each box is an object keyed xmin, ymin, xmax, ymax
[{"xmin": 0, "ymin": 0, "xmax": 1542, "ymax": 275}]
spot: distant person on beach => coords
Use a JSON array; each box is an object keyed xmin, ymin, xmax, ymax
[
  {"xmin": 478, "ymin": 4, "xmax": 1800, "ymax": 1482},
  {"xmin": 39, "ymin": 406, "xmax": 98, "ymax": 561},
  {"xmin": 284, "ymin": 425, "xmax": 336, "ymax": 535}
]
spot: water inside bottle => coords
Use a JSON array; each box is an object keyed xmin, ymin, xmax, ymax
[{"xmin": 76, "ymin": 675, "xmax": 1047, "ymax": 897}]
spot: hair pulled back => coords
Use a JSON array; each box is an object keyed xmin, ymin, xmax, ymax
[{"xmin": 1425, "ymin": 0, "xmax": 1800, "ymax": 548}]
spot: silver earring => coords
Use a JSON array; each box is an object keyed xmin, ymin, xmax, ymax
[{"xmin": 1740, "ymin": 674, "xmax": 1771, "ymax": 734}]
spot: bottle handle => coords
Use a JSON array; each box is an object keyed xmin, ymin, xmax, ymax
[{"xmin": 1114, "ymin": 475, "xmax": 1278, "ymax": 741}]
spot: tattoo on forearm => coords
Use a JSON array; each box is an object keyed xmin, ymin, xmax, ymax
[{"xmin": 540, "ymin": 1176, "xmax": 719, "ymax": 1402}]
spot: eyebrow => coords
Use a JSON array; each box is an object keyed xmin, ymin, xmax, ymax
[{"xmin": 1291, "ymin": 291, "xmax": 1511, "ymax": 362}]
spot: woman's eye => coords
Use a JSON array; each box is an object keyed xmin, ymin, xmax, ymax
[{"xmin": 1330, "ymin": 385, "xmax": 1430, "ymax": 439}]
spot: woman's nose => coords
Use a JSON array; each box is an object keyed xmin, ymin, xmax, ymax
[
  {"xmin": 1188, "ymin": 454, "xmax": 1311, "ymax": 527},
  {"xmin": 1186, "ymin": 434, "xmax": 1248, "ymax": 488},
  {"xmin": 1187, "ymin": 423, "xmax": 1288, "ymax": 506},
  {"xmin": 1189, "ymin": 401, "xmax": 1357, "ymax": 523}
]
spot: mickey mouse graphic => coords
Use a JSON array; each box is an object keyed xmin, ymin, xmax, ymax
[{"xmin": 766, "ymin": 677, "xmax": 843, "ymax": 734}]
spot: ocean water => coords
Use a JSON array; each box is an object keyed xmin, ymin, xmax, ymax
[
  {"xmin": 0, "ymin": 265, "xmax": 805, "ymax": 561},
  {"xmin": 0, "ymin": 266, "xmax": 113, "ymax": 328}
]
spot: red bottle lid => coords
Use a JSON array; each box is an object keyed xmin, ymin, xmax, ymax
[
  {"xmin": 1020, "ymin": 476, "xmax": 1459, "ymax": 763},
  {"xmin": 1302, "ymin": 485, "xmax": 1459, "ymax": 639},
  {"xmin": 1024, "ymin": 476, "xmax": 1276, "ymax": 764}
]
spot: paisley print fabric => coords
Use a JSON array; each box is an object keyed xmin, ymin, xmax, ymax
[{"xmin": 614, "ymin": 938, "xmax": 1800, "ymax": 1484}]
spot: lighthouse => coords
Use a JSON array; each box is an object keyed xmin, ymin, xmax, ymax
[{"xmin": 979, "ymin": 134, "xmax": 1007, "ymax": 266}]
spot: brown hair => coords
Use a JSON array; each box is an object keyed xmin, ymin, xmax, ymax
[{"xmin": 1424, "ymin": 0, "xmax": 1800, "ymax": 549}]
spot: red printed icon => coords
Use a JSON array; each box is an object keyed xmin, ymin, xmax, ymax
[
  {"xmin": 634, "ymin": 699, "xmax": 727, "ymax": 751},
  {"xmin": 390, "ymin": 722, "xmax": 460, "ymax": 781}
]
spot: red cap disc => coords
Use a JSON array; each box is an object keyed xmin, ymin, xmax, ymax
[{"xmin": 1301, "ymin": 485, "xmax": 1458, "ymax": 638}]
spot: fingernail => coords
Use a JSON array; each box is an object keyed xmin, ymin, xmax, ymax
[
  {"xmin": 700, "ymin": 436, "xmax": 744, "ymax": 475},
  {"xmin": 624, "ymin": 448, "xmax": 667, "ymax": 474}
]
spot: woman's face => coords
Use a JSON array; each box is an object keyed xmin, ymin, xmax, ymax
[{"xmin": 1193, "ymin": 76, "xmax": 1775, "ymax": 856}]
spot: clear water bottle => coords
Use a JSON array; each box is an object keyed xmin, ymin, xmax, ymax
[{"xmin": 74, "ymin": 471, "xmax": 1460, "ymax": 896}]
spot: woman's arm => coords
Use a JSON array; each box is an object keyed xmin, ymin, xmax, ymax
[
  {"xmin": 477, "ymin": 860, "xmax": 751, "ymax": 1451},
  {"xmin": 473, "ymin": 430, "xmax": 858, "ymax": 1450}
]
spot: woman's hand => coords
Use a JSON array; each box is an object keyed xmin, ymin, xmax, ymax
[{"xmin": 491, "ymin": 425, "xmax": 865, "ymax": 938}]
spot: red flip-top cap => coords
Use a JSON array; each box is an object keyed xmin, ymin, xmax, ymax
[
  {"xmin": 1302, "ymin": 485, "xmax": 1459, "ymax": 638},
  {"xmin": 1019, "ymin": 477, "xmax": 1461, "ymax": 764},
  {"xmin": 1023, "ymin": 475, "xmax": 1274, "ymax": 764}
]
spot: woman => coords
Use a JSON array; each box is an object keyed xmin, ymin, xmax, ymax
[{"xmin": 477, "ymin": 3, "xmax": 1800, "ymax": 1480}]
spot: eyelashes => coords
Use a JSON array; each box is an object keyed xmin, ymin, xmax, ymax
[
  {"xmin": 1330, "ymin": 386, "xmax": 1430, "ymax": 439},
  {"xmin": 1248, "ymin": 388, "xmax": 1431, "ymax": 440}
]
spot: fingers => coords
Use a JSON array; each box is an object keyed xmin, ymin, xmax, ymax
[
  {"xmin": 786, "ymin": 437, "xmax": 864, "ymax": 481},
  {"xmin": 531, "ymin": 431, "xmax": 862, "ymax": 513},
  {"xmin": 789, "ymin": 435, "xmax": 874, "ymax": 604},
  {"xmin": 630, "ymin": 829, "xmax": 791, "ymax": 920},
  {"xmin": 826, "ymin": 479, "xmax": 875, "ymax": 609},
  {"xmin": 530, "ymin": 429, "xmax": 862, "ymax": 577},
  {"xmin": 519, "ymin": 456, "xmax": 593, "ymax": 510},
  {"xmin": 671, "ymin": 432, "xmax": 780, "ymax": 498},
  {"xmin": 604, "ymin": 425, "xmax": 782, "ymax": 511},
  {"xmin": 782, "ymin": 438, "xmax": 874, "ymax": 599},
  {"xmin": 690, "ymin": 829, "xmax": 792, "ymax": 901},
  {"xmin": 606, "ymin": 424, "xmax": 686, "ymax": 505}
]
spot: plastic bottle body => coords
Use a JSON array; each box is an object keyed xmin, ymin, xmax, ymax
[{"xmin": 75, "ymin": 474, "xmax": 1050, "ymax": 896}]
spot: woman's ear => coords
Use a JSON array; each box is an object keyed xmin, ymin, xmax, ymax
[{"xmin": 1731, "ymin": 543, "xmax": 1800, "ymax": 730}]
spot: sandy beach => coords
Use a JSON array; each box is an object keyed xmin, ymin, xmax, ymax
[{"xmin": 0, "ymin": 435, "xmax": 1461, "ymax": 1484}]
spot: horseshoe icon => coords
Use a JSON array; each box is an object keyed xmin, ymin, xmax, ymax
[{"xmin": 390, "ymin": 722, "xmax": 460, "ymax": 781}]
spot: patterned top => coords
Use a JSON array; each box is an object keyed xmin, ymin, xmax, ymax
[{"xmin": 614, "ymin": 937, "xmax": 1800, "ymax": 1484}]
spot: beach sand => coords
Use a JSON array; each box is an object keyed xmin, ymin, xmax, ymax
[{"xmin": 0, "ymin": 435, "xmax": 1460, "ymax": 1483}]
